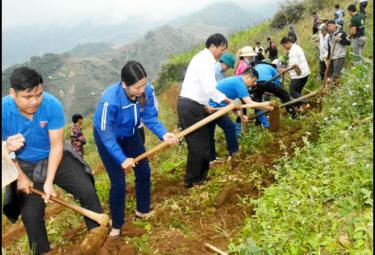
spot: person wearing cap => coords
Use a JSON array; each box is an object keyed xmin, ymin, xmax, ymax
[
  {"xmin": 178, "ymin": 33, "xmax": 234, "ymax": 189},
  {"xmin": 279, "ymin": 37, "xmax": 310, "ymax": 108},
  {"xmin": 326, "ymin": 20, "xmax": 351, "ymax": 87},
  {"xmin": 313, "ymin": 25, "xmax": 329, "ymax": 80},
  {"xmin": 234, "ymin": 46, "xmax": 257, "ymax": 76},
  {"xmin": 347, "ymin": 4, "xmax": 366, "ymax": 64},
  {"xmin": 207, "ymin": 68, "xmax": 274, "ymax": 162},
  {"xmin": 215, "ymin": 53, "xmax": 235, "ymax": 81}
]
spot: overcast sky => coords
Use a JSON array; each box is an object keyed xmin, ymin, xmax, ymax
[{"xmin": 2, "ymin": 0, "xmax": 285, "ymax": 30}]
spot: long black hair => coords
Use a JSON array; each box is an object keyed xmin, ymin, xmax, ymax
[{"xmin": 121, "ymin": 61, "xmax": 148, "ymax": 105}]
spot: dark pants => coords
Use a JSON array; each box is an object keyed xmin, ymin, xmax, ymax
[
  {"xmin": 360, "ymin": 1, "xmax": 368, "ymax": 16},
  {"xmin": 289, "ymin": 75, "xmax": 310, "ymax": 99},
  {"xmin": 208, "ymin": 114, "xmax": 239, "ymax": 161},
  {"xmin": 177, "ymin": 97, "xmax": 210, "ymax": 186},
  {"xmin": 18, "ymin": 153, "xmax": 103, "ymax": 255},
  {"xmin": 313, "ymin": 26, "xmax": 318, "ymax": 34},
  {"xmin": 94, "ymin": 128, "xmax": 151, "ymax": 229},
  {"xmin": 251, "ymin": 81, "xmax": 296, "ymax": 117},
  {"xmin": 138, "ymin": 126, "xmax": 145, "ymax": 144},
  {"xmin": 319, "ymin": 60, "xmax": 327, "ymax": 80}
]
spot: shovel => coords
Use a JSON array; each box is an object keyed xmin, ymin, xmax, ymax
[{"xmin": 1, "ymin": 145, "xmax": 109, "ymax": 227}]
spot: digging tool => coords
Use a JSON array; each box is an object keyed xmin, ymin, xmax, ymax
[
  {"xmin": 204, "ymin": 243, "xmax": 228, "ymax": 255},
  {"xmin": 268, "ymin": 105, "xmax": 280, "ymax": 132},
  {"xmin": 322, "ymin": 39, "xmax": 338, "ymax": 93},
  {"xmin": 29, "ymin": 187, "xmax": 110, "ymax": 226},
  {"xmin": 133, "ymin": 101, "xmax": 244, "ymax": 164},
  {"xmin": 265, "ymin": 64, "xmax": 301, "ymax": 84},
  {"xmin": 1, "ymin": 147, "xmax": 110, "ymax": 226},
  {"xmin": 247, "ymin": 90, "xmax": 320, "ymax": 126},
  {"xmin": 2, "ymin": 142, "xmax": 19, "ymax": 188}
]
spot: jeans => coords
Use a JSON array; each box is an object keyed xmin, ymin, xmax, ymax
[
  {"xmin": 94, "ymin": 128, "xmax": 151, "ymax": 229},
  {"xmin": 208, "ymin": 114, "xmax": 239, "ymax": 161},
  {"xmin": 177, "ymin": 97, "xmax": 210, "ymax": 185},
  {"xmin": 18, "ymin": 152, "xmax": 103, "ymax": 255}
]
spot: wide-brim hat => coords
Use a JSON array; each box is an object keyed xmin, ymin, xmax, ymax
[{"xmin": 240, "ymin": 46, "xmax": 257, "ymax": 57}]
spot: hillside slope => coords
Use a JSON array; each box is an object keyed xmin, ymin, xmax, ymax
[{"xmin": 2, "ymin": 0, "xmax": 373, "ymax": 254}]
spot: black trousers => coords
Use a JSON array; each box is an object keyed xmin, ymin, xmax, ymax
[
  {"xmin": 251, "ymin": 81, "xmax": 296, "ymax": 116},
  {"xmin": 18, "ymin": 152, "xmax": 103, "ymax": 255},
  {"xmin": 289, "ymin": 75, "xmax": 310, "ymax": 99},
  {"xmin": 360, "ymin": 1, "xmax": 368, "ymax": 16},
  {"xmin": 177, "ymin": 97, "xmax": 210, "ymax": 185},
  {"xmin": 319, "ymin": 60, "xmax": 327, "ymax": 80}
]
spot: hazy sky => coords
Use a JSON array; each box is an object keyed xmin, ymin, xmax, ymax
[{"xmin": 2, "ymin": 0, "xmax": 284, "ymax": 30}]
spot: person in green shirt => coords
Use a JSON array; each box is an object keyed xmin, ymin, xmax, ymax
[{"xmin": 347, "ymin": 4, "xmax": 366, "ymax": 64}]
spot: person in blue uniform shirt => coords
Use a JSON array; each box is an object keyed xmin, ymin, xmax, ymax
[
  {"xmin": 208, "ymin": 68, "xmax": 274, "ymax": 163},
  {"xmin": 93, "ymin": 61, "xmax": 177, "ymax": 237},
  {"xmin": 2, "ymin": 67, "xmax": 103, "ymax": 255}
]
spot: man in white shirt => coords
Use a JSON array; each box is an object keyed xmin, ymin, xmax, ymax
[
  {"xmin": 314, "ymin": 25, "xmax": 329, "ymax": 80},
  {"xmin": 178, "ymin": 33, "xmax": 233, "ymax": 189},
  {"xmin": 279, "ymin": 37, "xmax": 310, "ymax": 109}
]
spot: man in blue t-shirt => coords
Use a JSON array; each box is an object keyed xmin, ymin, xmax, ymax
[
  {"xmin": 2, "ymin": 67, "xmax": 103, "ymax": 254},
  {"xmin": 252, "ymin": 61, "xmax": 297, "ymax": 118},
  {"xmin": 208, "ymin": 68, "xmax": 273, "ymax": 164}
]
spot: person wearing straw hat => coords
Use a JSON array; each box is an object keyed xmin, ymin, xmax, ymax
[{"xmin": 234, "ymin": 46, "xmax": 258, "ymax": 76}]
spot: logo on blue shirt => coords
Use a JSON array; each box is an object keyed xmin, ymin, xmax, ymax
[{"xmin": 40, "ymin": 121, "xmax": 48, "ymax": 128}]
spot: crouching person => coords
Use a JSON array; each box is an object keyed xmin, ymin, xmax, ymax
[
  {"xmin": 208, "ymin": 68, "xmax": 274, "ymax": 163},
  {"xmin": 2, "ymin": 67, "xmax": 104, "ymax": 255}
]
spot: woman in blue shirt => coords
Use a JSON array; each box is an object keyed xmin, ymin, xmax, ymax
[{"xmin": 93, "ymin": 61, "xmax": 176, "ymax": 237}]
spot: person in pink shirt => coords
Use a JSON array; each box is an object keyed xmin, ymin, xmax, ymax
[{"xmin": 234, "ymin": 46, "xmax": 258, "ymax": 76}]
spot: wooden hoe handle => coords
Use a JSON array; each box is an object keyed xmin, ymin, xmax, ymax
[
  {"xmin": 30, "ymin": 187, "xmax": 109, "ymax": 226},
  {"xmin": 133, "ymin": 101, "xmax": 240, "ymax": 164}
]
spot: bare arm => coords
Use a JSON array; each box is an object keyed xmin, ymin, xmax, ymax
[{"xmin": 43, "ymin": 128, "xmax": 64, "ymax": 203}]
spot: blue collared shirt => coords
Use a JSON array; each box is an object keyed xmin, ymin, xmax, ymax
[
  {"xmin": 209, "ymin": 76, "xmax": 250, "ymax": 108},
  {"xmin": 254, "ymin": 63, "xmax": 281, "ymax": 86},
  {"xmin": 2, "ymin": 92, "xmax": 65, "ymax": 163}
]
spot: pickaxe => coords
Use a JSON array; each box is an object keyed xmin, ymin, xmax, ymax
[{"xmin": 1, "ymin": 143, "xmax": 109, "ymax": 227}]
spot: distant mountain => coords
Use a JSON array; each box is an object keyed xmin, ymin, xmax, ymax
[
  {"xmin": 68, "ymin": 42, "xmax": 115, "ymax": 58},
  {"xmin": 2, "ymin": 1, "xmax": 271, "ymax": 118},
  {"xmin": 168, "ymin": 1, "xmax": 264, "ymax": 31},
  {"xmin": 2, "ymin": 18, "xmax": 164, "ymax": 68},
  {"xmin": 1, "ymin": 24, "xmax": 228, "ymax": 118}
]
